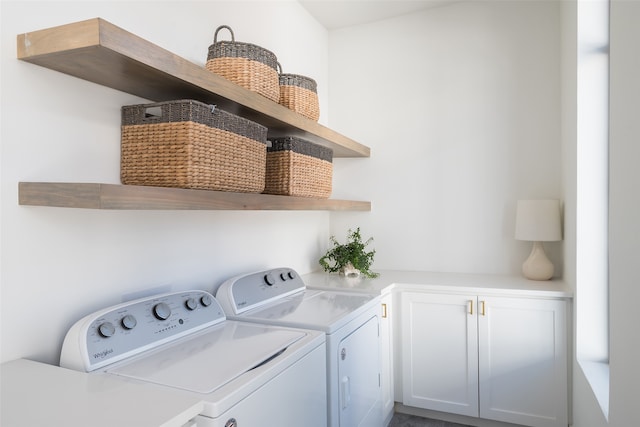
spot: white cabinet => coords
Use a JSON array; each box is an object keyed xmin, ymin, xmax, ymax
[
  {"xmin": 401, "ymin": 291, "xmax": 568, "ymax": 427},
  {"xmin": 380, "ymin": 292, "xmax": 395, "ymax": 424},
  {"xmin": 401, "ymin": 293, "xmax": 479, "ymax": 416},
  {"xmin": 478, "ymin": 296, "xmax": 568, "ymax": 427}
]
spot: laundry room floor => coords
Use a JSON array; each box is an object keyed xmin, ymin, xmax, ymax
[{"xmin": 388, "ymin": 413, "xmax": 472, "ymax": 427}]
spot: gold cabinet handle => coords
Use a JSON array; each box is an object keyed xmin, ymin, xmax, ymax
[
  {"xmin": 480, "ymin": 300, "xmax": 486, "ymax": 316},
  {"xmin": 382, "ymin": 303, "xmax": 388, "ymax": 318},
  {"xmin": 468, "ymin": 300, "xmax": 474, "ymax": 315}
]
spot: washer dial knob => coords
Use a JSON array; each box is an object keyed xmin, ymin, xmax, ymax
[
  {"xmin": 153, "ymin": 302, "xmax": 171, "ymax": 320},
  {"xmin": 185, "ymin": 298, "xmax": 198, "ymax": 311},
  {"xmin": 98, "ymin": 322, "xmax": 116, "ymax": 338},
  {"xmin": 264, "ymin": 273, "xmax": 276, "ymax": 286},
  {"xmin": 200, "ymin": 294, "xmax": 213, "ymax": 307},
  {"xmin": 121, "ymin": 314, "xmax": 137, "ymax": 330}
]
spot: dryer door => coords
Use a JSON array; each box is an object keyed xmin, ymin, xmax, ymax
[{"xmin": 338, "ymin": 315, "xmax": 382, "ymax": 427}]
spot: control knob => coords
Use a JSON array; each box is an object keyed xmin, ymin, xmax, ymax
[
  {"xmin": 200, "ymin": 294, "xmax": 213, "ymax": 307},
  {"xmin": 121, "ymin": 314, "xmax": 137, "ymax": 330},
  {"xmin": 98, "ymin": 322, "xmax": 116, "ymax": 338},
  {"xmin": 153, "ymin": 302, "xmax": 171, "ymax": 320},
  {"xmin": 185, "ymin": 298, "xmax": 198, "ymax": 311},
  {"xmin": 264, "ymin": 273, "xmax": 276, "ymax": 286}
]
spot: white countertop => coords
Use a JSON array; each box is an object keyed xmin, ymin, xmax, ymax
[
  {"xmin": 1, "ymin": 359, "xmax": 204, "ymax": 427},
  {"xmin": 302, "ymin": 270, "xmax": 573, "ymax": 299}
]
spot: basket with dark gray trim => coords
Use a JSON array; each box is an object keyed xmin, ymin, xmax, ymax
[
  {"xmin": 278, "ymin": 63, "xmax": 320, "ymax": 121},
  {"xmin": 121, "ymin": 99, "xmax": 267, "ymax": 193},
  {"xmin": 264, "ymin": 136, "xmax": 332, "ymax": 198},
  {"xmin": 206, "ymin": 25, "xmax": 280, "ymax": 102}
]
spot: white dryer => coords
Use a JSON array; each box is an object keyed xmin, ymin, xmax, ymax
[
  {"xmin": 60, "ymin": 290, "xmax": 327, "ymax": 427},
  {"xmin": 216, "ymin": 267, "xmax": 383, "ymax": 427}
]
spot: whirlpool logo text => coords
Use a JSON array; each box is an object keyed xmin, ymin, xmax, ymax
[{"xmin": 93, "ymin": 348, "xmax": 113, "ymax": 360}]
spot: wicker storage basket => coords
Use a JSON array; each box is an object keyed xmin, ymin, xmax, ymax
[
  {"xmin": 265, "ymin": 137, "xmax": 332, "ymax": 198},
  {"xmin": 206, "ymin": 25, "xmax": 279, "ymax": 102},
  {"xmin": 278, "ymin": 64, "xmax": 320, "ymax": 121},
  {"xmin": 121, "ymin": 99, "xmax": 267, "ymax": 193}
]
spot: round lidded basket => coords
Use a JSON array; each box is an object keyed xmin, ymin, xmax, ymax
[
  {"xmin": 278, "ymin": 63, "xmax": 320, "ymax": 121},
  {"xmin": 206, "ymin": 25, "xmax": 280, "ymax": 102}
]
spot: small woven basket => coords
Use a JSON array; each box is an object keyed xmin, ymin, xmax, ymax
[
  {"xmin": 265, "ymin": 136, "xmax": 332, "ymax": 198},
  {"xmin": 278, "ymin": 63, "xmax": 320, "ymax": 121},
  {"xmin": 206, "ymin": 25, "xmax": 279, "ymax": 102},
  {"xmin": 121, "ymin": 100, "xmax": 267, "ymax": 193}
]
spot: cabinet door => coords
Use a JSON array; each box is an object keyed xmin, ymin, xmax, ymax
[
  {"xmin": 401, "ymin": 292, "xmax": 479, "ymax": 417},
  {"xmin": 478, "ymin": 296, "xmax": 568, "ymax": 427},
  {"xmin": 380, "ymin": 292, "xmax": 394, "ymax": 423}
]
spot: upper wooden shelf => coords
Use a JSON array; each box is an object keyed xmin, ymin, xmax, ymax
[
  {"xmin": 16, "ymin": 18, "xmax": 369, "ymax": 158},
  {"xmin": 18, "ymin": 182, "xmax": 371, "ymax": 211}
]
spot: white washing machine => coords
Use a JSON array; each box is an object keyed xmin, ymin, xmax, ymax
[
  {"xmin": 216, "ymin": 267, "xmax": 383, "ymax": 427},
  {"xmin": 60, "ymin": 290, "xmax": 327, "ymax": 427}
]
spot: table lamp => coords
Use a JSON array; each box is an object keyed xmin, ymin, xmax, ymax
[{"xmin": 515, "ymin": 199, "xmax": 562, "ymax": 281}]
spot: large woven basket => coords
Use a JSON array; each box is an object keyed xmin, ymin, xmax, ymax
[
  {"xmin": 278, "ymin": 63, "xmax": 320, "ymax": 121},
  {"xmin": 265, "ymin": 137, "xmax": 332, "ymax": 198},
  {"xmin": 206, "ymin": 25, "xmax": 279, "ymax": 102},
  {"xmin": 121, "ymin": 100, "xmax": 267, "ymax": 193}
]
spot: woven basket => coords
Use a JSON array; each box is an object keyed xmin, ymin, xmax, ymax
[
  {"xmin": 206, "ymin": 25, "xmax": 279, "ymax": 102},
  {"xmin": 278, "ymin": 63, "xmax": 320, "ymax": 121},
  {"xmin": 121, "ymin": 100, "xmax": 267, "ymax": 193},
  {"xmin": 265, "ymin": 137, "xmax": 332, "ymax": 198}
]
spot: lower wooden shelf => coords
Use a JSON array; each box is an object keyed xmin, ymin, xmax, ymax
[{"xmin": 18, "ymin": 182, "xmax": 371, "ymax": 211}]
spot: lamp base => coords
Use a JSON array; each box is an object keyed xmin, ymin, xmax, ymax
[{"xmin": 522, "ymin": 241, "xmax": 554, "ymax": 281}]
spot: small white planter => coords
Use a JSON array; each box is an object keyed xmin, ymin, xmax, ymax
[{"xmin": 339, "ymin": 262, "xmax": 361, "ymax": 278}]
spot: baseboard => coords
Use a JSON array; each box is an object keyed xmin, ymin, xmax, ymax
[{"xmin": 393, "ymin": 403, "xmax": 526, "ymax": 427}]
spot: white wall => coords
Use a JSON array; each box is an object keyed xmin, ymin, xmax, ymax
[
  {"xmin": 327, "ymin": 1, "xmax": 562, "ymax": 276},
  {"xmin": 0, "ymin": 1, "xmax": 330, "ymax": 365}
]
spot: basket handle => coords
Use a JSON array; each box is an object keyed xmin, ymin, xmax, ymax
[
  {"xmin": 277, "ymin": 62, "xmax": 282, "ymax": 75},
  {"xmin": 214, "ymin": 25, "xmax": 235, "ymax": 43},
  {"xmin": 137, "ymin": 104, "xmax": 164, "ymax": 123},
  {"xmin": 136, "ymin": 102, "xmax": 217, "ymax": 123}
]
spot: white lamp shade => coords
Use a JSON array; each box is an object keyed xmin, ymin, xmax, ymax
[{"xmin": 515, "ymin": 199, "xmax": 562, "ymax": 242}]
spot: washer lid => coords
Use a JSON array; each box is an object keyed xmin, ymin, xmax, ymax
[
  {"xmin": 107, "ymin": 321, "xmax": 305, "ymax": 394},
  {"xmin": 235, "ymin": 289, "xmax": 378, "ymax": 333}
]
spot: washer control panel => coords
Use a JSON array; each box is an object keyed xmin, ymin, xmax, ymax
[
  {"xmin": 216, "ymin": 267, "xmax": 305, "ymax": 315},
  {"xmin": 60, "ymin": 290, "xmax": 224, "ymax": 372}
]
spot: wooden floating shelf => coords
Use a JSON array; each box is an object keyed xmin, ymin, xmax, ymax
[
  {"xmin": 18, "ymin": 182, "xmax": 371, "ymax": 211},
  {"xmin": 16, "ymin": 18, "xmax": 369, "ymax": 158}
]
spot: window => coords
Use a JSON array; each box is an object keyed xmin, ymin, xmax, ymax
[{"xmin": 576, "ymin": 0, "xmax": 610, "ymax": 419}]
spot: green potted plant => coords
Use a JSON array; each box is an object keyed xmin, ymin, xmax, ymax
[{"xmin": 319, "ymin": 227, "xmax": 379, "ymax": 278}]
